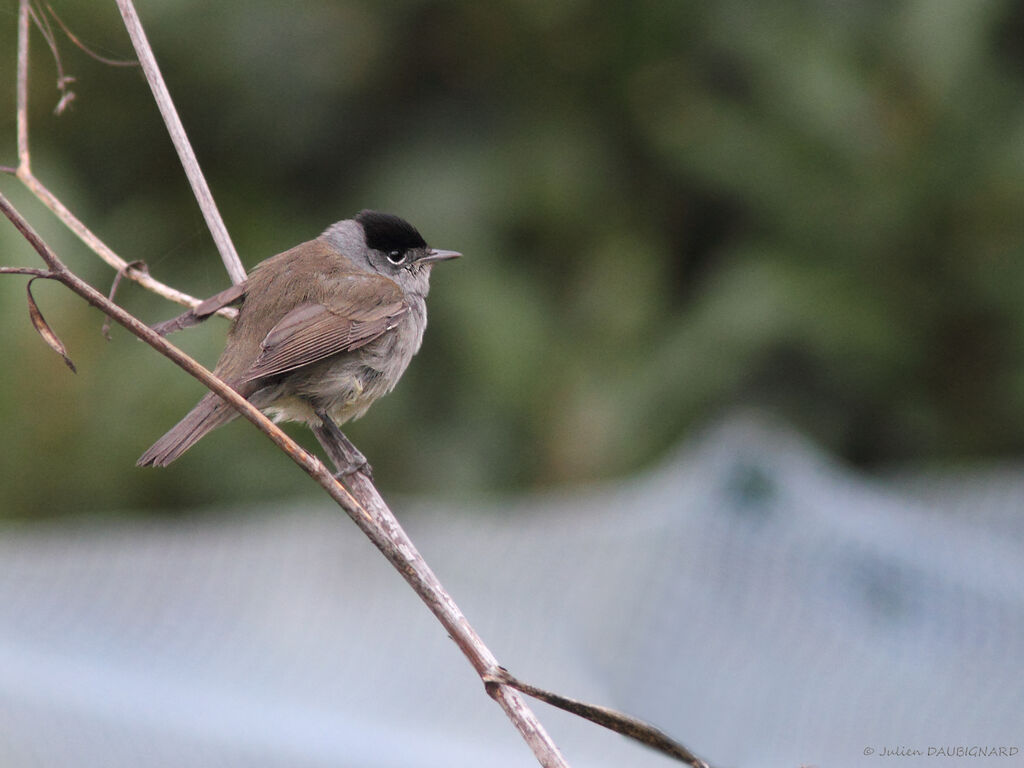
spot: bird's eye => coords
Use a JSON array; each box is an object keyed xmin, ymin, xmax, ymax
[{"xmin": 387, "ymin": 249, "xmax": 406, "ymax": 265}]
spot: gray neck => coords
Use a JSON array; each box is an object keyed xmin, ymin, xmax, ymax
[{"xmin": 320, "ymin": 219, "xmax": 366, "ymax": 268}]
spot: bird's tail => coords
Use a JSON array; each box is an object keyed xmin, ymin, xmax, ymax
[{"xmin": 137, "ymin": 393, "xmax": 238, "ymax": 467}]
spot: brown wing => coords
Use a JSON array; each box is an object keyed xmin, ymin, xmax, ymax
[{"xmin": 243, "ymin": 275, "xmax": 408, "ymax": 381}]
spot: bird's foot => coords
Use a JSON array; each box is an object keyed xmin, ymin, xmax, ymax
[{"xmin": 333, "ymin": 456, "xmax": 374, "ymax": 482}]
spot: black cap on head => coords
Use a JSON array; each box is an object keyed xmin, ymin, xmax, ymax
[{"xmin": 356, "ymin": 210, "xmax": 427, "ymax": 253}]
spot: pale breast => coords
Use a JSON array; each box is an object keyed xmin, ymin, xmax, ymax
[{"xmin": 262, "ymin": 296, "xmax": 428, "ymax": 426}]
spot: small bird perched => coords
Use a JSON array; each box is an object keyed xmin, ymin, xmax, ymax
[{"xmin": 137, "ymin": 210, "xmax": 460, "ymax": 476}]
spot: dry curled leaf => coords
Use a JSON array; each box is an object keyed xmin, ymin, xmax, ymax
[
  {"xmin": 27, "ymin": 276, "xmax": 76, "ymax": 373},
  {"xmin": 53, "ymin": 87, "xmax": 75, "ymax": 115}
]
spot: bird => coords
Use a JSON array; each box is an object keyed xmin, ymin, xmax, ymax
[{"xmin": 137, "ymin": 210, "xmax": 460, "ymax": 476}]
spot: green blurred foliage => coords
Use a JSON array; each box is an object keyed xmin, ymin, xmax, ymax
[{"xmin": 2, "ymin": 1, "xmax": 1024, "ymax": 517}]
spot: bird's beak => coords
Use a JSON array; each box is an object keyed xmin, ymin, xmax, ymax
[{"xmin": 420, "ymin": 248, "xmax": 462, "ymax": 264}]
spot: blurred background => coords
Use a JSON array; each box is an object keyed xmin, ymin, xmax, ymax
[
  {"xmin": 1, "ymin": 2, "xmax": 1023, "ymax": 767},
  {"xmin": 3, "ymin": 0, "xmax": 1024, "ymax": 515}
]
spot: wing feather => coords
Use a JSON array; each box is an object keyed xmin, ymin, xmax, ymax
[{"xmin": 243, "ymin": 296, "xmax": 408, "ymax": 381}]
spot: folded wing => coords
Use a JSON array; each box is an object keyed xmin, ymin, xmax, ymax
[{"xmin": 244, "ymin": 275, "xmax": 408, "ymax": 381}]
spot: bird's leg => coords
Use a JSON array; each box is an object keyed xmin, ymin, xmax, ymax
[{"xmin": 311, "ymin": 410, "xmax": 373, "ymax": 480}]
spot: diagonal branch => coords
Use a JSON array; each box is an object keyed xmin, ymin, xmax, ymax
[{"xmin": 115, "ymin": 0, "xmax": 246, "ymax": 285}]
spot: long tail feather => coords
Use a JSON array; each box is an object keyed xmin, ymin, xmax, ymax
[{"xmin": 137, "ymin": 394, "xmax": 238, "ymax": 467}]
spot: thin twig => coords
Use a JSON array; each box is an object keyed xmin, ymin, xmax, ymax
[
  {"xmin": 103, "ymin": 259, "xmax": 148, "ymax": 339},
  {"xmin": 29, "ymin": 0, "xmax": 56, "ymax": 53},
  {"xmin": 114, "ymin": 0, "xmax": 246, "ymax": 286},
  {"xmin": 0, "ymin": 191, "xmax": 570, "ymax": 768},
  {"xmin": 0, "ymin": 266, "xmax": 53, "ymax": 277},
  {"xmin": 46, "ymin": 4, "xmax": 139, "ymax": 67},
  {"xmin": 13, "ymin": 0, "xmax": 234, "ymax": 319},
  {"xmin": 20, "ymin": 173, "xmax": 238, "ymax": 318},
  {"xmin": 25, "ymin": 1, "xmax": 75, "ymax": 114},
  {"xmin": 490, "ymin": 670, "xmax": 712, "ymax": 767},
  {"xmin": 27, "ymin": 3, "xmax": 61, "ymax": 79},
  {"xmin": 17, "ymin": 0, "xmax": 30, "ymax": 170}
]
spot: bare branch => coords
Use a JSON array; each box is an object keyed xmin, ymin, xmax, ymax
[
  {"xmin": 490, "ymin": 670, "xmax": 712, "ymax": 767},
  {"xmin": 17, "ymin": 0, "xmax": 30, "ymax": 170},
  {"xmin": 12, "ymin": 0, "xmax": 236, "ymax": 319},
  {"xmin": 19, "ymin": 172, "xmax": 238, "ymax": 318},
  {"xmin": 26, "ymin": 0, "xmax": 75, "ymax": 114},
  {"xmin": 46, "ymin": 4, "xmax": 139, "ymax": 68},
  {"xmin": 0, "ymin": 266, "xmax": 53, "ymax": 277},
  {"xmin": 114, "ymin": 0, "xmax": 247, "ymax": 286},
  {"xmin": 102, "ymin": 259, "xmax": 148, "ymax": 339},
  {"xmin": 0, "ymin": 191, "xmax": 570, "ymax": 768}
]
